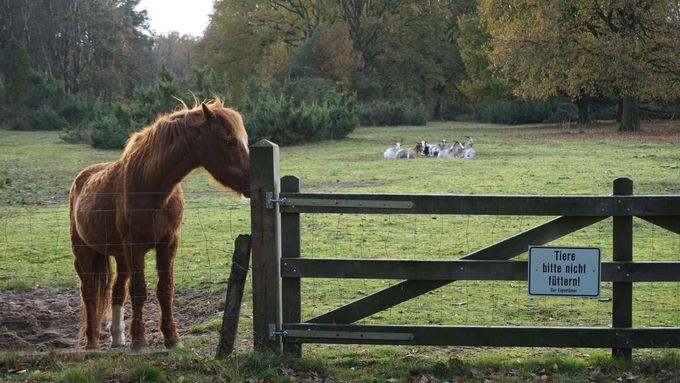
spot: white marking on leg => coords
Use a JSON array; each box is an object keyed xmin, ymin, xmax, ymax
[
  {"xmin": 110, "ymin": 305, "xmax": 126, "ymax": 347},
  {"xmin": 101, "ymin": 310, "xmax": 111, "ymax": 333}
]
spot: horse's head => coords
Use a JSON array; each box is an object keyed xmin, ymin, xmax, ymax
[{"xmin": 195, "ymin": 102, "xmax": 251, "ymax": 198}]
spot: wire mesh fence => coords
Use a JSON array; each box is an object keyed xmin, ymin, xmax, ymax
[
  {"xmin": 2, "ymin": 188, "xmax": 679, "ymax": 352},
  {"xmin": 0, "ymin": 189, "xmax": 253, "ymax": 352},
  {"xmin": 297, "ymin": 213, "xmax": 680, "ymax": 329}
]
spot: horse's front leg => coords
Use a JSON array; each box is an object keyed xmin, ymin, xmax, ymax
[
  {"xmin": 156, "ymin": 235, "xmax": 182, "ymax": 349},
  {"xmin": 110, "ymin": 255, "xmax": 130, "ymax": 347},
  {"xmin": 127, "ymin": 246, "xmax": 148, "ymax": 352}
]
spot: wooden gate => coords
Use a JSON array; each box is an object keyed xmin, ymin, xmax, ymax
[{"xmin": 249, "ymin": 140, "xmax": 680, "ymax": 359}]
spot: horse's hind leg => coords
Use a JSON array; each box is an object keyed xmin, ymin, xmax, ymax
[
  {"xmin": 156, "ymin": 235, "xmax": 182, "ymax": 348},
  {"xmin": 72, "ymin": 235, "xmax": 111, "ymax": 349},
  {"xmin": 110, "ymin": 255, "xmax": 130, "ymax": 347}
]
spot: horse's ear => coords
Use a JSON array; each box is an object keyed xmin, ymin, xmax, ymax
[{"xmin": 201, "ymin": 103, "xmax": 214, "ymax": 122}]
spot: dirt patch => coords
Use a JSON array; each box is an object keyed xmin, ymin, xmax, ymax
[{"xmin": 0, "ymin": 286, "xmax": 224, "ymax": 352}]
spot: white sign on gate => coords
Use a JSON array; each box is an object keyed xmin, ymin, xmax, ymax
[{"xmin": 528, "ymin": 246, "xmax": 601, "ymax": 297}]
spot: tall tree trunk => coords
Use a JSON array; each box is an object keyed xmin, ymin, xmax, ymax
[
  {"xmin": 433, "ymin": 102, "xmax": 442, "ymax": 120},
  {"xmin": 618, "ymin": 96, "xmax": 640, "ymax": 132},
  {"xmin": 576, "ymin": 98, "xmax": 589, "ymax": 127}
]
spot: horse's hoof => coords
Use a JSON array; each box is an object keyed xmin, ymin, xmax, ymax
[
  {"xmin": 130, "ymin": 346, "xmax": 146, "ymax": 355},
  {"xmin": 111, "ymin": 337, "xmax": 126, "ymax": 348},
  {"xmin": 130, "ymin": 341, "xmax": 147, "ymax": 354},
  {"xmin": 130, "ymin": 345, "xmax": 146, "ymax": 354},
  {"xmin": 165, "ymin": 338, "xmax": 183, "ymax": 349}
]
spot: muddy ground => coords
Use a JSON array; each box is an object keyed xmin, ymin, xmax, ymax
[{"xmin": 0, "ymin": 286, "xmax": 225, "ymax": 352}]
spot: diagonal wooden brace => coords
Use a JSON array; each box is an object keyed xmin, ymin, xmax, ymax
[
  {"xmin": 640, "ymin": 216, "xmax": 680, "ymax": 235},
  {"xmin": 308, "ymin": 215, "xmax": 605, "ymax": 324}
]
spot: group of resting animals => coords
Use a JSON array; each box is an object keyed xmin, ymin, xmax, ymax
[{"xmin": 383, "ymin": 136, "xmax": 477, "ymax": 159}]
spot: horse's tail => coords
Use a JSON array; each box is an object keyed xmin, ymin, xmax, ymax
[{"xmin": 78, "ymin": 254, "xmax": 112, "ymax": 347}]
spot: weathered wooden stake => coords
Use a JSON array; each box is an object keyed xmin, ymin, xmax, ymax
[
  {"xmin": 216, "ymin": 234, "xmax": 252, "ymax": 358},
  {"xmin": 612, "ymin": 177, "xmax": 633, "ymax": 359}
]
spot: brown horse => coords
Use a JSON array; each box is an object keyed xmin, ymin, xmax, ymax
[{"xmin": 69, "ymin": 100, "xmax": 250, "ymax": 351}]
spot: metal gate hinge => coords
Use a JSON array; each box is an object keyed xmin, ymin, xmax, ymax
[
  {"xmin": 268, "ymin": 323, "xmax": 288, "ymax": 339},
  {"xmin": 266, "ymin": 191, "xmax": 287, "ymax": 209}
]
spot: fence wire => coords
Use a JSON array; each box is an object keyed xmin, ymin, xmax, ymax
[
  {"xmin": 0, "ymin": 189, "xmax": 253, "ymax": 352},
  {"xmin": 2, "ymin": 190, "xmax": 679, "ymax": 352},
  {"xmin": 298, "ymin": 213, "xmax": 680, "ymax": 329}
]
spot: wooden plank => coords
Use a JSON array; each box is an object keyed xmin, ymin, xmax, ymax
[
  {"xmin": 605, "ymin": 261, "xmax": 680, "ymax": 282},
  {"xmin": 308, "ymin": 215, "xmax": 604, "ymax": 324},
  {"xmin": 612, "ymin": 177, "xmax": 633, "ymax": 359},
  {"xmin": 278, "ymin": 193, "xmax": 680, "ymax": 216},
  {"xmin": 249, "ymin": 140, "xmax": 282, "ymax": 352},
  {"xmin": 640, "ymin": 216, "xmax": 680, "ymax": 235},
  {"xmin": 283, "ymin": 259, "xmax": 527, "ymax": 280},
  {"xmin": 216, "ymin": 234, "xmax": 252, "ymax": 358},
  {"xmin": 282, "ymin": 258, "xmax": 680, "ymax": 282},
  {"xmin": 280, "ymin": 175, "xmax": 301, "ymax": 356},
  {"xmin": 283, "ymin": 324, "xmax": 680, "ymax": 348}
]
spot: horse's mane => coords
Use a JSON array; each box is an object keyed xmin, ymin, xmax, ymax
[{"xmin": 119, "ymin": 98, "xmax": 237, "ymax": 181}]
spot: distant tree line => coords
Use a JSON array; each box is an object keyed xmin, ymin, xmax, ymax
[{"xmin": 1, "ymin": 0, "xmax": 678, "ymax": 148}]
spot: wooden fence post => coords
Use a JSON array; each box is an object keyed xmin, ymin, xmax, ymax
[
  {"xmin": 250, "ymin": 140, "xmax": 282, "ymax": 352},
  {"xmin": 216, "ymin": 234, "xmax": 252, "ymax": 358},
  {"xmin": 281, "ymin": 175, "xmax": 301, "ymax": 356},
  {"xmin": 612, "ymin": 177, "xmax": 633, "ymax": 359}
]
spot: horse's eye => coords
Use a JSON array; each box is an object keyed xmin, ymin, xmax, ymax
[{"xmin": 226, "ymin": 137, "xmax": 236, "ymax": 147}]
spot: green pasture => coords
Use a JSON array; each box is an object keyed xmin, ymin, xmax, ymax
[{"xmin": 1, "ymin": 121, "xmax": 679, "ymax": 381}]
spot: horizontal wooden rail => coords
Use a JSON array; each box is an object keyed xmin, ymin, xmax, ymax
[
  {"xmin": 281, "ymin": 259, "xmax": 680, "ymax": 282},
  {"xmin": 282, "ymin": 324, "xmax": 680, "ymax": 348},
  {"xmin": 278, "ymin": 193, "xmax": 680, "ymax": 216}
]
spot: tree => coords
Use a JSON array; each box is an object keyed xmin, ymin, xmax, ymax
[
  {"xmin": 338, "ymin": 0, "xmax": 402, "ymax": 67},
  {"xmin": 202, "ymin": 0, "xmax": 339, "ymax": 100},
  {"xmin": 0, "ymin": 38, "xmax": 68, "ymax": 131},
  {"xmin": 0, "ymin": 38, "xmax": 31, "ymax": 103},
  {"xmin": 153, "ymin": 32, "xmax": 201, "ymax": 79},
  {"xmin": 0, "ymin": 0, "xmax": 154, "ymax": 100},
  {"xmin": 479, "ymin": 0, "xmax": 680, "ymax": 131},
  {"xmin": 456, "ymin": 13, "xmax": 510, "ymax": 104},
  {"xmin": 203, "ymin": 0, "xmax": 476, "ymax": 115},
  {"xmin": 363, "ymin": 1, "xmax": 472, "ymax": 117},
  {"xmin": 288, "ymin": 23, "xmax": 363, "ymax": 89}
]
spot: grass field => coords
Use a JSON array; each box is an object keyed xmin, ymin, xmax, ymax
[{"xmin": 1, "ymin": 121, "xmax": 679, "ymax": 382}]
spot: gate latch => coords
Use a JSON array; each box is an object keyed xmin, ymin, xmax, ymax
[
  {"xmin": 266, "ymin": 191, "xmax": 287, "ymax": 209},
  {"xmin": 269, "ymin": 324, "xmax": 288, "ymax": 339}
]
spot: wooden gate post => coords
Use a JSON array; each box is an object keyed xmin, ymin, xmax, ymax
[
  {"xmin": 250, "ymin": 140, "xmax": 282, "ymax": 352},
  {"xmin": 281, "ymin": 175, "xmax": 302, "ymax": 356},
  {"xmin": 612, "ymin": 177, "xmax": 633, "ymax": 359}
]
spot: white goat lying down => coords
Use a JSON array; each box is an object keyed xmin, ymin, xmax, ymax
[
  {"xmin": 438, "ymin": 141, "xmax": 464, "ymax": 158},
  {"xmin": 383, "ymin": 142, "xmax": 401, "ymax": 159},
  {"xmin": 462, "ymin": 136, "xmax": 476, "ymax": 158},
  {"xmin": 396, "ymin": 142, "xmax": 424, "ymax": 159}
]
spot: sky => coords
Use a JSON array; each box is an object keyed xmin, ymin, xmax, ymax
[{"xmin": 137, "ymin": 0, "xmax": 214, "ymax": 37}]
